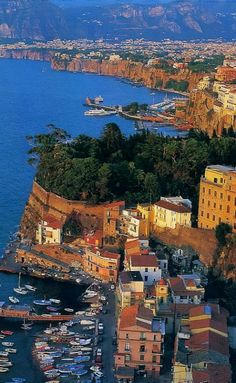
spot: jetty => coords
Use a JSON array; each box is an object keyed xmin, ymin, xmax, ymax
[{"xmin": 0, "ymin": 302, "xmax": 74, "ymax": 322}]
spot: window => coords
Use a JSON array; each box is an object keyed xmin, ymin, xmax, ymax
[
  {"xmin": 202, "ymin": 199, "xmax": 204, "ymax": 204},
  {"xmin": 208, "ymin": 201, "xmax": 210, "ymax": 207},
  {"xmin": 220, "ymin": 204, "xmax": 222, "ymax": 211},
  {"xmin": 207, "ymin": 213, "xmax": 209, "ymax": 219},
  {"xmin": 145, "ymin": 268, "xmax": 148, "ymax": 272},
  {"xmin": 140, "ymin": 345, "xmax": 145, "ymax": 352},
  {"xmin": 213, "ymin": 215, "xmax": 215, "ymax": 221},
  {"xmin": 214, "ymin": 191, "xmax": 217, "ymax": 197},
  {"xmin": 144, "ymin": 276, "xmax": 148, "ymax": 282},
  {"xmin": 140, "ymin": 332, "xmax": 146, "ymax": 340},
  {"xmin": 152, "ymin": 356, "xmax": 157, "ymax": 363},
  {"xmin": 140, "ymin": 354, "xmax": 144, "ymax": 361},
  {"xmin": 201, "ymin": 211, "xmax": 204, "ymax": 217},
  {"xmin": 220, "ymin": 178, "xmax": 223, "ymax": 183},
  {"xmin": 126, "ymin": 333, "xmax": 129, "ymax": 339},
  {"xmin": 125, "ymin": 342, "xmax": 130, "ymax": 351},
  {"xmin": 235, "ymin": 197, "xmax": 236, "ymax": 206},
  {"xmin": 214, "ymin": 203, "xmax": 216, "ymax": 208},
  {"xmin": 208, "ymin": 189, "xmax": 211, "ymax": 195},
  {"xmin": 227, "ymin": 206, "xmax": 230, "ymax": 213},
  {"xmin": 214, "ymin": 178, "xmax": 217, "ymax": 183},
  {"xmin": 228, "ymin": 195, "xmax": 231, "ymax": 202},
  {"xmin": 220, "ymin": 193, "xmax": 223, "ymax": 199},
  {"xmin": 153, "ymin": 268, "xmax": 156, "ymax": 272},
  {"xmin": 203, "ymin": 187, "xmax": 205, "ymax": 193},
  {"xmin": 154, "ymin": 335, "xmax": 157, "ymax": 341},
  {"xmin": 125, "ymin": 354, "xmax": 131, "ymax": 362}
]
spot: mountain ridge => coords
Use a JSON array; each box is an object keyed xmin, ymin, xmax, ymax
[{"xmin": 0, "ymin": 0, "xmax": 234, "ymax": 41}]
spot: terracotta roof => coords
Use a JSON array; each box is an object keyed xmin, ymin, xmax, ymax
[
  {"xmin": 130, "ymin": 255, "xmax": 158, "ymax": 268},
  {"xmin": 43, "ymin": 215, "xmax": 63, "ymax": 229},
  {"xmin": 190, "ymin": 331, "xmax": 229, "ymax": 356},
  {"xmin": 192, "ymin": 364, "xmax": 231, "ymax": 383},
  {"xmin": 155, "ymin": 200, "xmax": 191, "ymax": 213},
  {"xmin": 168, "ymin": 277, "xmax": 203, "ymax": 296},
  {"xmin": 101, "ymin": 250, "xmax": 120, "ymax": 260},
  {"xmin": 125, "ymin": 239, "xmax": 140, "ymax": 249},
  {"xmin": 119, "ymin": 305, "xmax": 153, "ymax": 330}
]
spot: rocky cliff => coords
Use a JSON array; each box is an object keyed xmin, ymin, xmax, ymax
[
  {"xmin": 185, "ymin": 90, "xmax": 236, "ymax": 136},
  {"xmin": 51, "ymin": 56, "xmax": 203, "ymax": 91}
]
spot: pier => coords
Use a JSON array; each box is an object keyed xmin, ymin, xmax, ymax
[{"xmin": 0, "ymin": 304, "xmax": 74, "ymax": 322}]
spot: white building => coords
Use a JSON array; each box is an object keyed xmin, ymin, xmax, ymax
[
  {"xmin": 36, "ymin": 215, "xmax": 63, "ymax": 245},
  {"xmin": 154, "ymin": 196, "xmax": 192, "ymax": 229},
  {"xmin": 128, "ymin": 255, "xmax": 162, "ymax": 285}
]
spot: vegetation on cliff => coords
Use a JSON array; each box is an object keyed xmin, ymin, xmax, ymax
[{"xmin": 27, "ymin": 124, "xmax": 236, "ymax": 222}]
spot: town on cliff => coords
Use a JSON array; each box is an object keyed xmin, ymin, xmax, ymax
[{"xmin": 0, "ymin": 38, "xmax": 236, "ymax": 383}]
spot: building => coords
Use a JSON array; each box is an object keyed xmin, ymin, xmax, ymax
[
  {"xmin": 115, "ymin": 305, "xmax": 165, "ymax": 378},
  {"xmin": 215, "ymin": 65, "xmax": 236, "ymax": 82},
  {"xmin": 103, "ymin": 201, "xmax": 125, "ymax": 238},
  {"xmin": 118, "ymin": 209, "xmax": 149, "ymax": 238},
  {"xmin": 168, "ymin": 275, "xmax": 205, "ymax": 304},
  {"xmin": 128, "ymin": 255, "xmax": 162, "ymax": 286},
  {"xmin": 153, "ymin": 197, "xmax": 192, "ymax": 230},
  {"xmin": 36, "ymin": 215, "xmax": 63, "ymax": 245},
  {"xmin": 83, "ymin": 248, "xmax": 120, "ymax": 282},
  {"xmin": 198, "ymin": 165, "xmax": 236, "ymax": 232},
  {"xmin": 172, "ymin": 304, "xmax": 231, "ymax": 383},
  {"xmin": 117, "ymin": 271, "xmax": 145, "ymax": 309}
]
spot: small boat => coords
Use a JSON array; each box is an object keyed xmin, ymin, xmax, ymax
[
  {"xmin": 11, "ymin": 379, "xmax": 26, "ymax": 383},
  {"xmin": 0, "ymin": 367, "xmax": 9, "ymax": 372},
  {"xmin": 49, "ymin": 299, "xmax": 61, "ymax": 304},
  {"xmin": 1, "ymin": 330, "xmax": 13, "ymax": 336},
  {"xmin": 33, "ymin": 300, "xmax": 51, "ymax": 306},
  {"xmin": 80, "ymin": 320, "xmax": 94, "ymax": 326},
  {"xmin": 24, "ymin": 284, "xmax": 37, "ymax": 292},
  {"xmin": 0, "ymin": 352, "xmax": 8, "ymax": 357},
  {"xmin": 47, "ymin": 306, "xmax": 60, "ymax": 312},
  {"xmin": 5, "ymin": 348, "xmax": 17, "ymax": 353},
  {"xmin": 21, "ymin": 318, "xmax": 32, "ymax": 331},
  {"xmin": 2, "ymin": 342, "xmax": 14, "ymax": 347},
  {"xmin": 75, "ymin": 278, "xmax": 81, "ymax": 284},
  {"xmin": 9, "ymin": 296, "xmax": 19, "ymax": 304},
  {"xmin": 14, "ymin": 273, "xmax": 28, "ymax": 295},
  {"xmin": 64, "ymin": 308, "xmax": 74, "ymax": 313}
]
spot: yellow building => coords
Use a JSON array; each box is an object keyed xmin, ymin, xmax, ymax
[
  {"xmin": 198, "ymin": 165, "xmax": 236, "ymax": 232},
  {"xmin": 153, "ymin": 197, "xmax": 192, "ymax": 230},
  {"xmin": 137, "ymin": 203, "xmax": 154, "ymax": 236}
]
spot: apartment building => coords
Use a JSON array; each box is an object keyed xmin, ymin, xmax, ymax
[
  {"xmin": 115, "ymin": 305, "xmax": 165, "ymax": 379},
  {"xmin": 168, "ymin": 275, "xmax": 205, "ymax": 304},
  {"xmin": 36, "ymin": 215, "xmax": 63, "ymax": 245},
  {"xmin": 117, "ymin": 271, "xmax": 145, "ymax": 309},
  {"xmin": 198, "ymin": 165, "xmax": 236, "ymax": 232},
  {"xmin": 153, "ymin": 196, "xmax": 192, "ymax": 230},
  {"xmin": 172, "ymin": 304, "xmax": 231, "ymax": 383},
  {"xmin": 83, "ymin": 247, "xmax": 120, "ymax": 282}
]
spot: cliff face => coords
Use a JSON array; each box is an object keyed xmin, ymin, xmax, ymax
[
  {"xmin": 21, "ymin": 181, "xmax": 106, "ymax": 240},
  {"xmin": 51, "ymin": 57, "xmax": 203, "ymax": 91},
  {"xmin": 185, "ymin": 90, "xmax": 236, "ymax": 136},
  {"xmin": 215, "ymin": 238, "xmax": 236, "ymax": 280},
  {"xmin": 0, "ymin": 49, "xmax": 52, "ymax": 62}
]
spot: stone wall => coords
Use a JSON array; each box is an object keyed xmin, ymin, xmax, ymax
[{"xmin": 153, "ymin": 225, "xmax": 217, "ymax": 265}]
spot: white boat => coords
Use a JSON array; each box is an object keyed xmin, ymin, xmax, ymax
[
  {"xmin": 0, "ymin": 367, "xmax": 9, "ymax": 372},
  {"xmin": 5, "ymin": 348, "xmax": 17, "ymax": 353},
  {"xmin": 84, "ymin": 108, "xmax": 117, "ymax": 117},
  {"xmin": 75, "ymin": 278, "xmax": 81, "ymax": 284},
  {"xmin": 64, "ymin": 308, "xmax": 74, "ymax": 313},
  {"xmin": 0, "ymin": 352, "xmax": 8, "ymax": 357},
  {"xmin": 49, "ymin": 299, "xmax": 61, "ymax": 304},
  {"xmin": 21, "ymin": 318, "xmax": 33, "ymax": 331},
  {"xmin": 94, "ymin": 95, "xmax": 104, "ymax": 103},
  {"xmin": 2, "ymin": 342, "xmax": 14, "ymax": 347},
  {"xmin": 13, "ymin": 273, "xmax": 28, "ymax": 295},
  {"xmin": 24, "ymin": 284, "xmax": 37, "ymax": 292},
  {"xmin": 80, "ymin": 320, "xmax": 94, "ymax": 326},
  {"xmin": 9, "ymin": 296, "xmax": 19, "ymax": 304},
  {"xmin": 33, "ymin": 300, "xmax": 51, "ymax": 306}
]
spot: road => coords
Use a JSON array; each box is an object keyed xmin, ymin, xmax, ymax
[{"xmin": 98, "ymin": 284, "xmax": 116, "ymax": 383}]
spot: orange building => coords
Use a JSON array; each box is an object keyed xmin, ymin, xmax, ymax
[
  {"xmin": 198, "ymin": 165, "xmax": 236, "ymax": 232},
  {"xmin": 103, "ymin": 201, "xmax": 125, "ymax": 238},
  {"xmin": 83, "ymin": 247, "xmax": 120, "ymax": 282},
  {"xmin": 215, "ymin": 66, "xmax": 236, "ymax": 82},
  {"xmin": 115, "ymin": 305, "xmax": 165, "ymax": 378}
]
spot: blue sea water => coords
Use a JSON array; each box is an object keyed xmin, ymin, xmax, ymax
[{"xmin": 0, "ymin": 58, "xmax": 181, "ymax": 382}]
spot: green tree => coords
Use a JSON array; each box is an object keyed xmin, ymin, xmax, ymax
[{"xmin": 215, "ymin": 223, "xmax": 232, "ymax": 246}]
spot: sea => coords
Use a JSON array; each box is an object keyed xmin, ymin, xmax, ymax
[{"xmin": 0, "ymin": 58, "xmax": 184, "ymax": 382}]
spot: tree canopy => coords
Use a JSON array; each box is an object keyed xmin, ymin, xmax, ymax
[{"xmin": 27, "ymin": 124, "xmax": 236, "ymax": 219}]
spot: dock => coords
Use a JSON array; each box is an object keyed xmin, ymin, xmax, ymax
[{"xmin": 0, "ymin": 304, "xmax": 74, "ymax": 322}]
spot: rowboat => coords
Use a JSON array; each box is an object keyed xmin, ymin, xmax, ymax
[
  {"xmin": 14, "ymin": 273, "xmax": 28, "ymax": 295},
  {"xmin": 9, "ymin": 296, "xmax": 19, "ymax": 304},
  {"xmin": 0, "ymin": 367, "xmax": 9, "ymax": 372},
  {"xmin": 64, "ymin": 308, "xmax": 74, "ymax": 313},
  {"xmin": 2, "ymin": 342, "xmax": 14, "ymax": 347},
  {"xmin": 49, "ymin": 299, "xmax": 61, "ymax": 304},
  {"xmin": 1, "ymin": 330, "xmax": 13, "ymax": 336}
]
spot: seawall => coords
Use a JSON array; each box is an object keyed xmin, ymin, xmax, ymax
[{"xmin": 21, "ymin": 181, "xmax": 106, "ymax": 240}]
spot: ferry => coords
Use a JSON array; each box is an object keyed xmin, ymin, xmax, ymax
[{"xmin": 84, "ymin": 108, "xmax": 117, "ymax": 117}]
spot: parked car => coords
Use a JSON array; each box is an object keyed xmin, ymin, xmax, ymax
[{"xmin": 98, "ymin": 322, "xmax": 104, "ymax": 334}]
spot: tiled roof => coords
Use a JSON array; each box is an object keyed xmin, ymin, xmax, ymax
[
  {"xmin": 119, "ymin": 305, "xmax": 153, "ymax": 330},
  {"xmin": 130, "ymin": 255, "xmax": 158, "ymax": 268},
  {"xmin": 155, "ymin": 200, "xmax": 191, "ymax": 213},
  {"xmin": 43, "ymin": 214, "xmax": 63, "ymax": 229},
  {"xmin": 192, "ymin": 364, "xmax": 231, "ymax": 383},
  {"xmin": 190, "ymin": 331, "xmax": 229, "ymax": 356},
  {"xmin": 101, "ymin": 250, "xmax": 120, "ymax": 260},
  {"xmin": 105, "ymin": 201, "xmax": 125, "ymax": 208}
]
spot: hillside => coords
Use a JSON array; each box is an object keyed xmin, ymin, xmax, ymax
[{"xmin": 0, "ymin": 0, "xmax": 234, "ymax": 41}]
